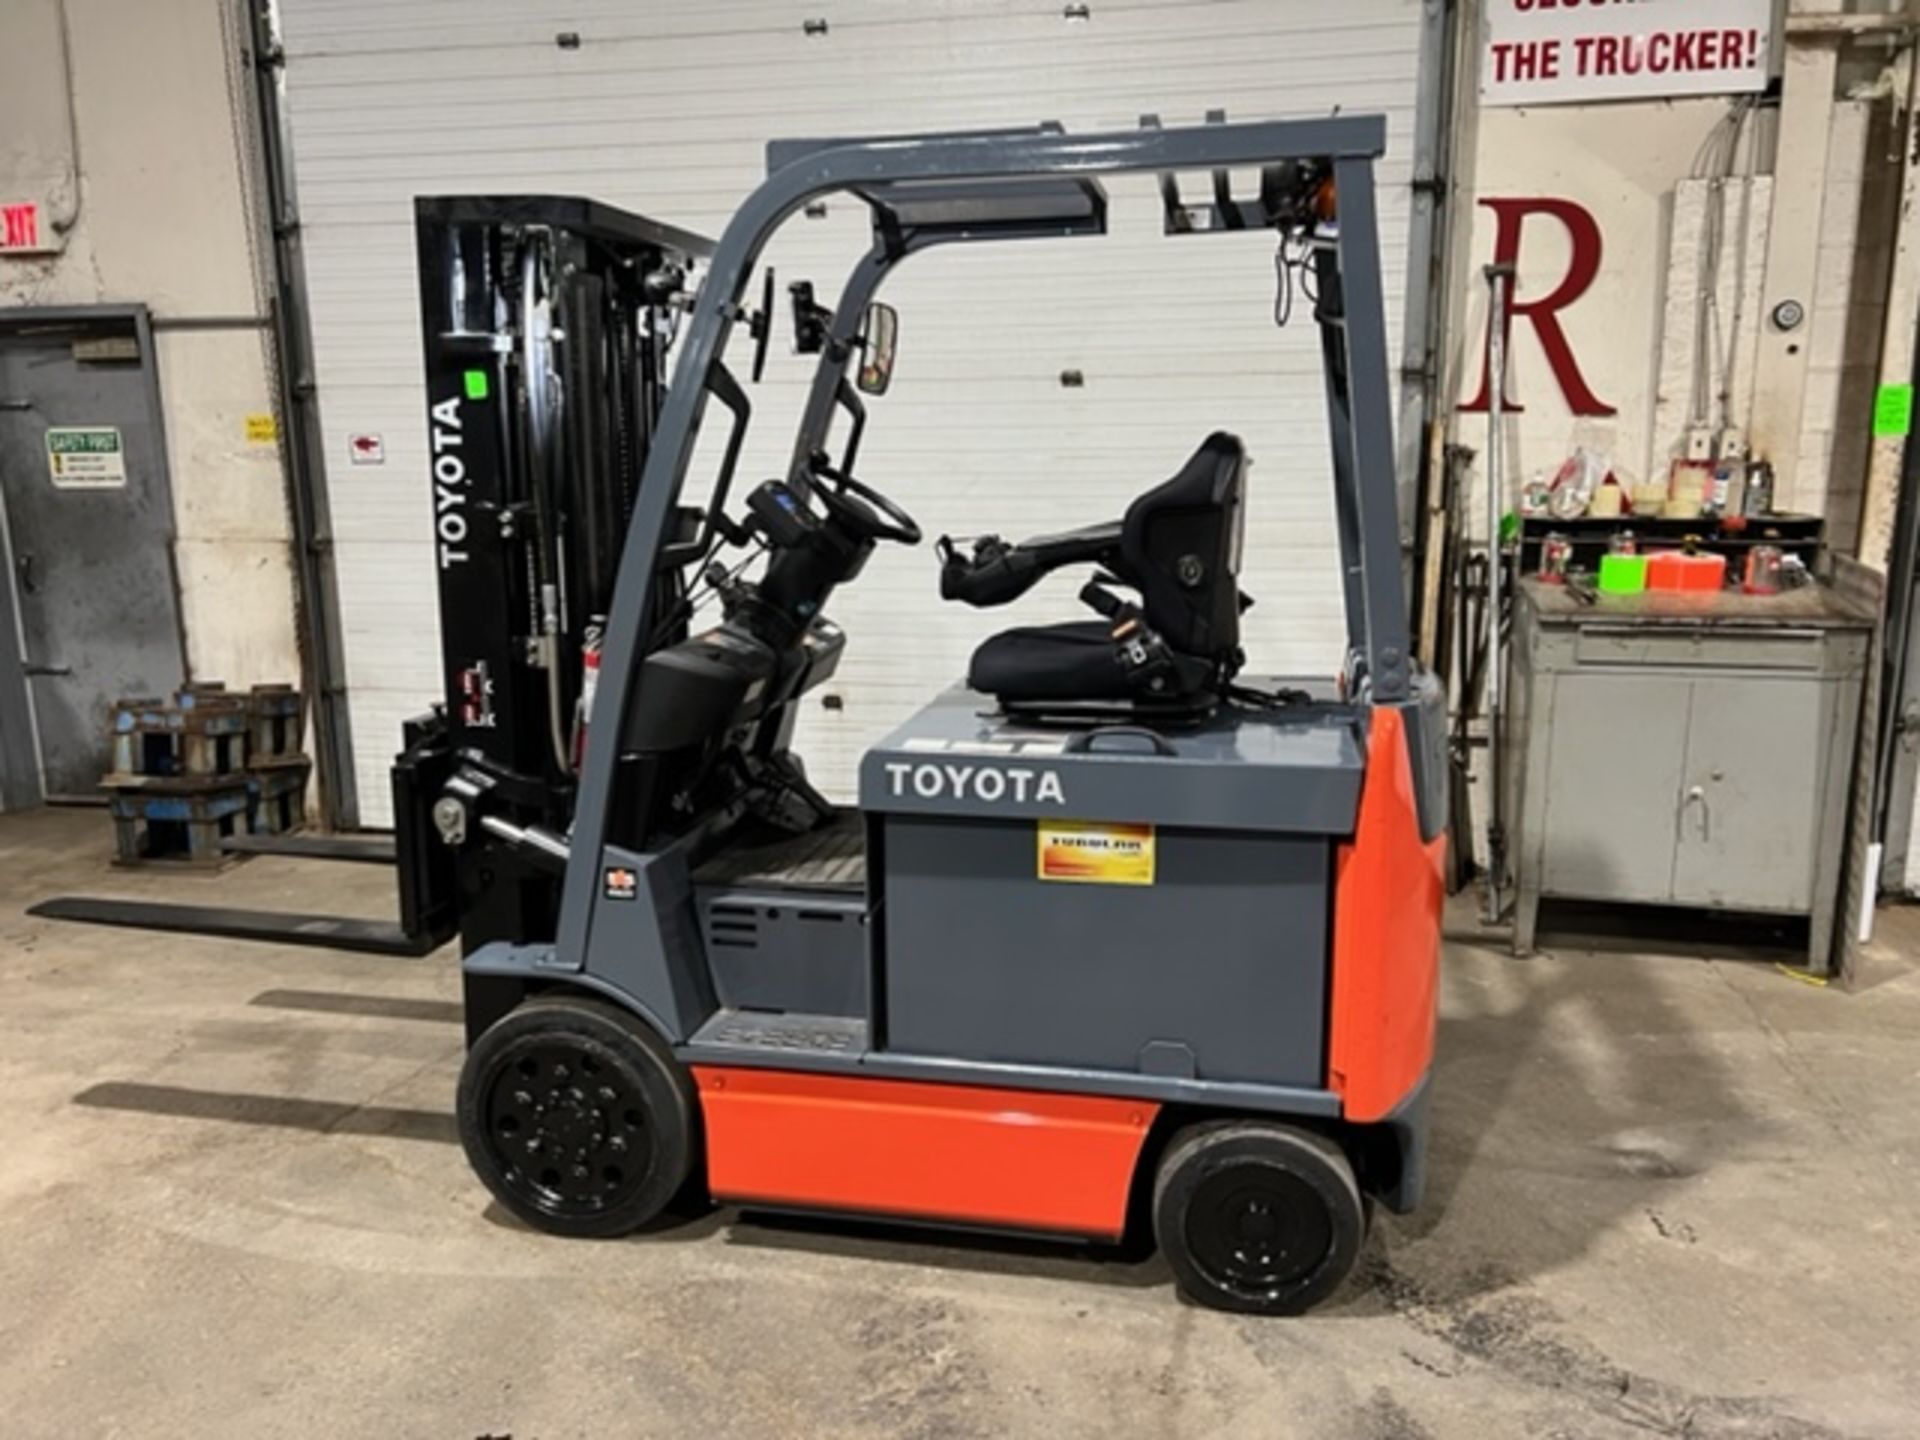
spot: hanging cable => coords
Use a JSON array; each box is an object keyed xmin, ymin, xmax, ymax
[
  {"xmin": 48, "ymin": 0, "xmax": 84, "ymax": 235},
  {"xmin": 1272, "ymin": 238, "xmax": 1294, "ymax": 328},
  {"xmin": 1272, "ymin": 232, "xmax": 1317, "ymax": 328}
]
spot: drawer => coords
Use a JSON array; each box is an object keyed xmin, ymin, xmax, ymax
[{"xmin": 1571, "ymin": 626, "xmax": 1826, "ymax": 671}]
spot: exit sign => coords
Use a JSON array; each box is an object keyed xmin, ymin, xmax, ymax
[{"xmin": 1, "ymin": 201, "xmax": 58, "ymax": 255}]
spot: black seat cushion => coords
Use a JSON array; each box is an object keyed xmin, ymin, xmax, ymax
[{"xmin": 967, "ymin": 620, "xmax": 1133, "ymax": 701}]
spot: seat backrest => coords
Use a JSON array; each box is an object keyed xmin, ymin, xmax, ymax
[{"xmin": 1118, "ymin": 431, "xmax": 1246, "ymax": 659}]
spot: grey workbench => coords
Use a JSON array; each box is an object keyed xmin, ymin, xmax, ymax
[{"xmin": 1507, "ymin": 579, "xmax": 1873, "ymax": 971}]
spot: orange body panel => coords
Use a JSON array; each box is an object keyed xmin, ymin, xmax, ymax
[
  {"xmin": 693, "ymin": 1067, "xmax": 1157, "ymax": 1237},
  {"xmin": 1328, "ymin": 707, "xmax": 1445, "ymax": 1121}
]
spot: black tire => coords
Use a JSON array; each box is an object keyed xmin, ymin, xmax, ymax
[
  {"xmin": 456, "ymin": 993, "xmax": 698, "ymax": 1239},
  {"xmin": 1152, "ymin": 1120, "xmax": 1366, "ymax": 1315}
]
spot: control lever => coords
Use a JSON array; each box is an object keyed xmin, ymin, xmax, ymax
[
  {"xmin": 938, "ymin": 522, "xmax": 1122, "ymax": 606},
  {"xmin": 1079, "ymin": 579, "xmax": 1131, "ymax": 620},
  {"xmin": 700, "ymin": 560, "xmax": 749, "ymax": 609},
  {"xmin": 939, "ymin": 533, "xmax": 1042, "ymax": 605}
]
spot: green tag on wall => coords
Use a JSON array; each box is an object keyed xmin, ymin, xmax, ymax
[{"xmin": 1874, "ymin": 383, "xmax": 1913, "ymax": 438}]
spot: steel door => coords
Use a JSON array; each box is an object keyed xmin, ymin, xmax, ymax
[
  {"xmin": 1671, "ymin": 675, "xmax": 1824, "ymax": 912},
  {"xmin": 1539, "ymin": 671, "xmax": 1690, "ymax": 903},
  {"xmin": 0, "ymin": 306, "xmax": 185, "ymax": 803}
]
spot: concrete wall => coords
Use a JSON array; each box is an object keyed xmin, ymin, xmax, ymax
[
  {"xmin": 0, "ymin": 0, "xmax": 299, "ymax": 692},
  {"xmin": 1797, "ymin": 95, "xmax": 1899, "ymax": 554}
]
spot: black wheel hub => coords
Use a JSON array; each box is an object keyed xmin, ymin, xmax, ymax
[
  {"xmin": 483, "ymin": 1041, "xmax": 654, "ymax": 1219},
  {"xmin": 1185, "ymin": 1167, "xmax": 1332, "ymax": 1295}
]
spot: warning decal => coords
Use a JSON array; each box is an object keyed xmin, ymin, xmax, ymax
[{"xmin": 1037, "ymin": 820, "xmax": 1155, "ymax": 886}]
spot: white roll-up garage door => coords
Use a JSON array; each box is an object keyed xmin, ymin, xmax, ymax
[{"xmin": 278, "ymin": 0, "xmax": 1442, "ymax": 824}]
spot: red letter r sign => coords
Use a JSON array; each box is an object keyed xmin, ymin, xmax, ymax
[{"xmin": 1461, "ymin": 197, "xmax": 1616, "ymax": 417}]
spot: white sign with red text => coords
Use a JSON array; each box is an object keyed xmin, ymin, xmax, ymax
[
  {"xmin": 1, "ymin": 200, "xmax": 54, "ymax": 254},
  {"xmin": 1483, "ymin": 0, "xmax": 1772, "ymax": 108}
]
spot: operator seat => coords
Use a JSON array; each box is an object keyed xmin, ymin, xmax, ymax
[{"xmin": 962, "ymin": 431, "xmax": 1248, "ymax": 709}]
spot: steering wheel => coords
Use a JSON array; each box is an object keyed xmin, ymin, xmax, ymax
[{"xmin": 809, "ymin": 459, "xmax": 923, "ymax": 546}]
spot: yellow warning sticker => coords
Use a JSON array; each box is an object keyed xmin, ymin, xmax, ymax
[
  {"xmin": 1037, "ymin": 820, "xmax": 1155, "ymax": 886},
  {"xmin": 244, "ymin": 413, "xmax": 279, "ymax": 444}
]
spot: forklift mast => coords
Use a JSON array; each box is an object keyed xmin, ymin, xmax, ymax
[
  {"xmin": 27, "ymin": 198, "xmax": 717, "ymax": 959},
  {"xmin": 402, "ymin": 197, "xmax": 713, "ymax": 956}
]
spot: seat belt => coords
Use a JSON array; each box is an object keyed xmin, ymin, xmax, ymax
[{"xmin": 1079, "ymin": 580, "xmax": 1183, "ymax": 698}]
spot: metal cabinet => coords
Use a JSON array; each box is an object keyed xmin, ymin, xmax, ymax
[{"xmin": 1508, "ymin": 581, "xmax": 1871, "ymax": 971}]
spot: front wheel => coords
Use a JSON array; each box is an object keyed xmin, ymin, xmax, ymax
[
  {"xmin": 1153, "ymin": 1120, "xmax": 1366, "ymax": 1315},
  {"xmin": 456, "ymin": 993, "xmax": 698, "ymax": 1238}
]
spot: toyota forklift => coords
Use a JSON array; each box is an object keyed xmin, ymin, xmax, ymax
[{"xmin": 415, "ymin": 112, "xmax": 1445, "ymax": 1316}]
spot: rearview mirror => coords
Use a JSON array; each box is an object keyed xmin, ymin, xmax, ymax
[{"xmin": 856, "ymin": 302, "xmax": 898, "ymax": 396}]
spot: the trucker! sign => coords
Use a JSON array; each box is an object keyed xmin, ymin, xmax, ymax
[{"xmin": 1482, "ymin": 0, "xmax": 1772, "ymax": 108}]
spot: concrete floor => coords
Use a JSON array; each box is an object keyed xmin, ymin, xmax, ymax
[{"xmin": 2, "ymin": 807, "xmax": 1917, "ymax": 1439}]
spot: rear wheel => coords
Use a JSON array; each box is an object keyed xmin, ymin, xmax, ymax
[
  {"xmin": 456, "ymin": 994, "xmax": 697, "ymax": 1238},
  {"xmin": 1152, "ymin": 1120, "xmax": 1366, "ymax": 1315}
]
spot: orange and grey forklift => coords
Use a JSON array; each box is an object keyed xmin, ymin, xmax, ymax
[
  {"xmin": 36, "ymin": 112, "xmax": 1442, "ymax": 1314},
  {"xmin": 428, "ymin": 113, "xmax": 1445, "ymax": 1315}
]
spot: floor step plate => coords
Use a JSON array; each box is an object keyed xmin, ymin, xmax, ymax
[{"xmin": 688, "ymin": 1008, "xmax": 867, "ymax": 1059}]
